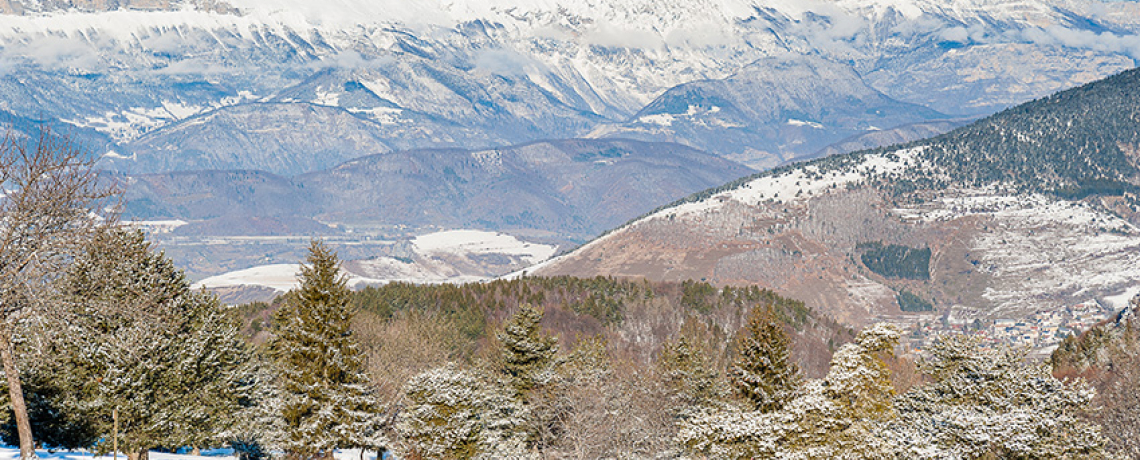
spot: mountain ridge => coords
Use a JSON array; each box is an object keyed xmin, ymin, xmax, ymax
[
  {"xmin": 532, "ymin": 66, "xmax": 1140, "ymax": 335},
  {"xmin": 3, "ymin": 0, "xmax": 1137, "ymax": 173}
]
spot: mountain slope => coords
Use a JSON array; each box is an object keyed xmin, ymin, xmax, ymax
[
  {"xmin": 120, "ymin": 138, "xmax": 753, "ymax": 279},
  {"xmin": 592, "ymin": 55, "xmax": 947, "ymax": 168},
  {"xmin": 533, "ymin": 67, "xmax": 1140, "ymax": 335},
  {"xmin": 103, "ymin": 103, "xmax": 394, "ymax": 175},
  {"xmin": 300, "ymin": 138, "xmax": 755, "ymax": 239}
]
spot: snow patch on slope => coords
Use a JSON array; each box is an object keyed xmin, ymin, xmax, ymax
[
  {"xmin": 669, "ymin": 147, "xmax": 924, "ymax": 217},
  {"xmin": 196, "ymin": 230, "xmax": 557, "ymax": 291},
  {"xmin": 899, "ymin": 191, "xmax": 1140, "ymax": 317},
  {"xmin": 194, "ymin": 263, "xmax": 304, "ymax": 291},
  {"xmin": 412, "ymin": 229, "xmax": 556, "ymax": 265}
]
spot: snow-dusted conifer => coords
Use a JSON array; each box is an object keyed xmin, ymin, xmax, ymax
[
  {"xmin": 658, "ymin": 336, "xmax": 728, "ymax": 418},
  {"xmin": 678, "ymin": 323, "xmax": 901, "ymax": 459},
  {"xmin": 496, "ymin": 304, "xmax": 558, "ymax": 394},
  {"xmin": 53, "ymin": 229, "xmax": 254, "ymax": 460},
  {"xmin": 885, "ymin": 334, "xmax": 1106, "ymax": 458},
  {"xmin": 728, "ymin": 306, "xmax": 801, "ymax": 412},
  {"xmin": 395, "ymin": 363, "xmax": 532, "ymax": 459},
  {"xmin": 268, "ymin": 240, "xmax": 387, "ymax": 458}
]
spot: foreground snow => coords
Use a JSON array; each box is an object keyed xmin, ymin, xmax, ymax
[{"xmin": 0, "ymin": 447, "xmax": 379, "ymax": 460}]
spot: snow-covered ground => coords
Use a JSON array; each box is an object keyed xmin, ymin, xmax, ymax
[
  {"xmin": 194, "ymin": 264, "xmax": 307, "ymax": 292},
  {"xmin": 0, "ymin": 447, "xmax": 379, "ymax": 460},
  {"xmin": 893, "ymin": 190, "xmax": 1140, "ymax": 318},
  {"xmin": 193, "ymin": 263, "xmax": 392, "ymax": 292},
  {"xmin": 411, "ymin": 230, "xmax": 556, "ymax": 265},
  {"xmin": 194, "ymin": 230, "xmax": 557, "ymax": 292}
]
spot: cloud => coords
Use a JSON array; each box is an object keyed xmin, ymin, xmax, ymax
[
  {"xmin": 139, "ymin": 31, "xmax": 188, "ymax": 54},
  {"xmin": 664, "ymin": 24, "xmax": 741, "ymax": 48},
  {"xmin": 582, "ymin": 21, "xmax": 664, "ymax": 50},
  {"xmin": 0, "ymin": 35, "xmax": 106, "ymax": 72},
  {"xmin": 305, "ymin": 50, "xmax": 395, "ymax": 71},
  {"xmin": 150, "ymin": 57, "xmax": 239, "ymax": 75},
  {"xmin": 473, "ymin": 49, "xmax": 540, "ymax": 77},
  {"xmin": 1018, "ymin": 26, "xmax": 1140, "ymax": 59}
]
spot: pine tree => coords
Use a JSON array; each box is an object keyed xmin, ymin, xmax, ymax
[
  {"xmin": 49, "ymin": 229, "xmax": 254, "ymax": 460},
  {"xmin": 728, "ymin": 306, "xmax": 800, "ymax": 412},
  {"xmin": 269, "ymin": 240, "xmax": 386, "ymax": 459},
  {"xmin": 496, "ymin": 304, "xmax": 558, "ymax": 394}
]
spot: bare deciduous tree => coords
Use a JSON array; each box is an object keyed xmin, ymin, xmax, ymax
[{"xmin": 0, "ymin": 126, "xmax": 115, "ymax": 459}]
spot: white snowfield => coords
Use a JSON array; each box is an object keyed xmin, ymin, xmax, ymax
[
  {"xmin": 662, "ymin": 147, "xmax": 924, "ymax": 219},
  {"xmin": 0, "ymin": 447, "xmax": 378, "ymax": 460},
  {"xmin": 412, "ymin": 229, "xmax": 556, "ymax": 265},
  {"xmin": 194, "ymin": 264, "xmax": 306, "ymax": 292},
  {"xmin": 194, "ymin": 230, "xmax": 556, "ymax": 292}
]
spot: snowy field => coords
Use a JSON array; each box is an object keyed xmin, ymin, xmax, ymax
[
  {"xmin": 194, "ymin": 264, "xmax": 307, "ymax": 292},
  {"xmin": 193, "ymin": 229, "xmax": 557, "ymax": 292},
  {"xmin": 411, "ymin": 230, "xmax": 556, "ymax": 265},
  {"xmin": 0, "ymin": 447, "xmax": 380, "ymax": 460}
]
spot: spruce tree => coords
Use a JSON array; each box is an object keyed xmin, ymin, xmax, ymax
[
  {"xmin": 658, "ymin": 336, "xmax": 727, "ymax": 418},
  {"xmin": 396, "ymin": 364, "xmax": 530, "ymax": 459},
  {"xmin": 269, "ymin": 240, "xmax": 386, "ymax": 459},
  {"xmin": 728, "ymin": 306, "xmax": 800, "ymax": 412},
  {"xmin": 496, "ymin": 304, "xmax": 558, "ymax": 394},
  {"xmin": 50, "ymin": 229, "xmax": 254, "ymax": 460}
]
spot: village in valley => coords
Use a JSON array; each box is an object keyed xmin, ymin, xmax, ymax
[{"xmin": 890, "ymin": 300, "xmax": 1118, "ymax": 358}]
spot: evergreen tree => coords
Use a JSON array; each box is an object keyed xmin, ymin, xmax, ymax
[
  {"xmin": 658, "ymin": 336, "xmax": 727, "ymax": 419},
  {"xmin": 496, "ymin": 304, "xmax": 558, "ymax": 394},
  {"xmin": 49, "ymin": 229, "xmax": 254, "ymax": 460},
  {"xmin": 728, "ymin": 306, "xmax": 800, "ymax": 412},
  {"xmin": 680, "ymin": 323, "xmax": 901, "ymax": 459},
  {"xmin": 269, "ymin": 240, "xmax": 386, "ymax": 459},
  {"xmin": 396, "ymin": 364, "xmax": 531, "ymax": 459},
  {"xmin": 885, "ymin": 334, "xmax": 1106, "ymax": 458}
]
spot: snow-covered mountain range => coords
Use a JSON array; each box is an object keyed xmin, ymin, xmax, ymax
[{"xmin": 2, "ymin": 0, "xmax": 1137, "ymax": 169}]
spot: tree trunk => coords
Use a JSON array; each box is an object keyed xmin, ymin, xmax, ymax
[
  {"xmin": 191, "ymin": 447, "xmax": 201, "ymax": 456},
  {"xmin": 0, "ymin": 325, "xmax": 36, "ymax": 460},
  {"xmin": 127, "ymin": 449, "xmax": 149, "ymax": 460}
]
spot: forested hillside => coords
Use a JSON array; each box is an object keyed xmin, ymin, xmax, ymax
[{"xmin": 237, "ymin": 276, "xmax": 852, "ymax": 388}]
